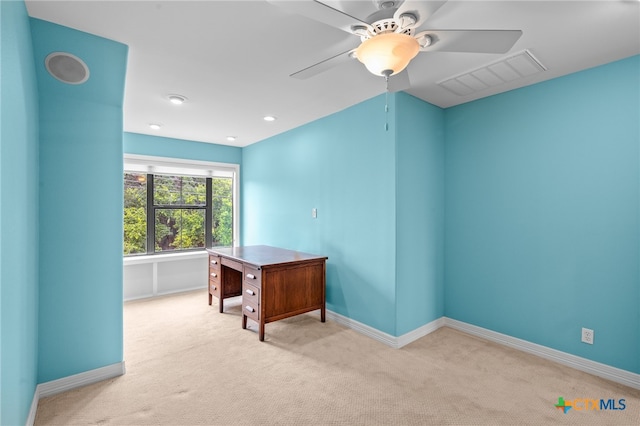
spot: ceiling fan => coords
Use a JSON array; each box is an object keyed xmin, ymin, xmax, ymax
[{"xmin": 267, "ymin": 0, "xmax": 523, "ymax": 91}]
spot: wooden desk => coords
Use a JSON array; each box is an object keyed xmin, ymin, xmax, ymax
[{"xmin": 207, "ymin": 245, "xmax": 328, "ymax": 341}]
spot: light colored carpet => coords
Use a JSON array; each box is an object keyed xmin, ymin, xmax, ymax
[{"xmin": 35, "ymin": 289, "xmax": 639, "ymax": 425}]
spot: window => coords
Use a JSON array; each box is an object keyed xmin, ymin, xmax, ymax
[
  {"xmin": 124, "ymin": 172, "xmax": 148, "ymax": 254},
  {"xmin": 123, "ymin": 156, "xmax": 238, "ymax": 256},
  {"xmin": 153, "ymin": 174, "xmax": 207, "ymax": 252}
]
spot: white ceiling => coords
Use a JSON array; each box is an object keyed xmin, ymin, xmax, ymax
[{"xmin": 25, "ymin": 1, "xmax": 640, "ymax": 147}]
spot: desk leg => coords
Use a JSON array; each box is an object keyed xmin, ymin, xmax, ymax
[
  {"xmin": 219, "ymin": 296, "xmax": 224, "ymax": 313},
  {"xmin": 242, "ymin": 314, "xmax": 247, "ymax": 330},
  {"xmin": 321, "ymin": 305, "xmax": 326, "ymax": 323},
  {"xmin": 259, "ymin": 321, "xmax": 265, "ymax": 341},
  {"xmin": 208, "ymin": 292, "xmax": 212, "ymax": 306}
]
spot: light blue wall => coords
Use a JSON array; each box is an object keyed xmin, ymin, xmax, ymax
[
  {"xmin": 0, "ymin": 1, "xmax": 40, "ymax": 424},
  {"xmin": 124, "ymin": 132, "xmax": 242, "ymax": 165},
  {"xmin": 1, "ymin": 10, "xmax": 636, "ymax": 426},
  {"xmin": 444, "ymin": 55, "xmax": 640, "ymax": 373},
  {"xmin": 395, "ymin": 93, "xmax": 445, "ymax": 335},
  {"xmin": 30, "ymin": 18, "xmax": 128, "ymax": 383},
  {"xmin": 242, "ymin": 95, "xmax": 399, "ymax": 334}
]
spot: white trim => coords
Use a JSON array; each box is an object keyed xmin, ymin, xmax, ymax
[
  {"xmin": 327, "ymin": 310, "xmax": 398, "ymax": 347},
  {"xmin": 26, "ymin": 387, "xmax": 40, "ymax": 426},
  {"xmin": 396, "ymin": 317, "xmax": 446, "ymax": 348},
  {"xmin": 326, "ymin": 310, "xmax": 443, "ymax": 349},
  {"xmin": 152, "ymin": 262, "xmax": 158, "ymax": 295},
  {"xmin": 326, "ymin": 312, "xmax": 639, "ymax": 390},
  {"xmin": 37, "ymin": 362, "xmax": 125, "ymax": 398},
  {"xmin": 24, "ymin": 316, "xmax": 639, "ymax": 425},
  {"xmin": 124, "ymin": 153, "xmax": 237, "ymax": 176},
  {"xmin": 123, "ymin": 252, "xmax": 208, "ymax": 301},
  {"xmin": 123, "ymin": 153, "xmax": 241, "ymax": 249},
  {"xmin": 123, "ymin": 250, "xmax": 208, "ymax": 266},
  {"xmin": 26, "ymin": 362, "xmax": 125, "ymax": 426},
  {"xmin": 443, "ymin": 318, "xmax": 640, "ymax": 390}
]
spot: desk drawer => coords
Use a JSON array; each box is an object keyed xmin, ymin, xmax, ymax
[
  {"xmin": 209, "ymin": 282, "xmax": 220, "ymax": 298},
  {"xmin": 243, "ymin": 282, "xmax": 260, "ymax": 306},
  {"xmin": 222, "ymin": 257, "xmax": 243, "ymax": 272},
  {"xmin": 243, "ymin": 299, "xmax": 259, "ymax": 321},
  {"xmin": 209, "ymin": 270, "xmax": 220, "ymax": 282},
  {"xmin": 243, "ymin": 265, "xmax": 262, "ymax": 288},
  {"xmin": 209, "ymin": 255, "xmax": 221, "ymax": 271},
  {"xmin": 209, "ymin": 261, "xmax": 220, "ymax": 298}
]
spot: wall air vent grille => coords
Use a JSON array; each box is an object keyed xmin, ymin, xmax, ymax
[
  {"xmin": 438, "ymin": 50, "xmax": 546, "ymax": 96},
  {"xmin": 45, "ymin": 52, "xmax": 90, "ymax": 85}
]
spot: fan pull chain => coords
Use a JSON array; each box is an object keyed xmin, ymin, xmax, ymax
[{"xmin": 384, "ymin": 75, "xmax": 389, "ymax": 131}]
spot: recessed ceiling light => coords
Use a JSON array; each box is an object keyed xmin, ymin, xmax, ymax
[
  {"xmin": 226, "ymin": 136, "xmax": 237, "ymax": 142},
  {"xmin": 263, "ymin": 115, "xmax": 277, "ymax": 122},
  {"xmin": 168, "ymin": 94, "xmax": 187, "ymax": 105},
  {"xmin": 149, "ymin": 123, "xmax": 162, "ymax": 130}
]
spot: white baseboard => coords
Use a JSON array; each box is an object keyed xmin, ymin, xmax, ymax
[
  {"xmin": 396, "ymin": 317, "xmax": 446, "ymax": 348},
  {"xmin": 327, "ymin": 310, "xmax": 399, "ymax": 347},
  {"xmin": 26, "ymin": 362, "xmax": 125, "ymax": 426},
  {"xmin": 326, "ymin": 311, "xmax": 639, "ymax": 391},
  {"xmin": 443, "ymin": 318, "xmax": 640, "ymax": 390},
  {"xmin": 326, "ymin": 310, "xmax": 443, "ymax": 349},
  {"xmin": 25, "ymin": 315, "xmax": 639, "ymax": 425}
]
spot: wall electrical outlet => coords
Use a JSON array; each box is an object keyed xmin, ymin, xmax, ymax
[
  {"xmin": 312, "ymin": 208, "xmax": 317, "ymax": 219},
  {"xmin": 581, "ymin": 327, "xmax": 594, "ymax": 345}
]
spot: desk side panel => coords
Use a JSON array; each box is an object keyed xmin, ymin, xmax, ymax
[{"xmin": 262, "ymin": 261, "xmax": 325, "ymax": 322}]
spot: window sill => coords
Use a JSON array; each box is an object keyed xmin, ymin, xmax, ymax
[{"xmin": 123, "ymin": 250, "xmax": 208, "ymax": 266}]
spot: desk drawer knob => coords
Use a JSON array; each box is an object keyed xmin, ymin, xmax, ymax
[
  {"xmin": 210, "ymin": 273, "xmax": 217, "ymax": 278},
  {"xmin": 246, "ymin": 273, "xmax": 256, "ymax": 280},
  {"xmin": 245, "ymin": 289, "xmax": 255, "ymax": 296},
  {"xmin": 210, "ymin": 260, "xmax": 218, "ymax": 265},
  {"xmin": 245, "ymin": 306, "xmax": 255, "ymax": 313},
  {"xmin": 211, "ymin": 285, "xmax": 217, "ymax": 291}
]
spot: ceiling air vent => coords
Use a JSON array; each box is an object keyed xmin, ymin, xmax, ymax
[
  {"xmin": 438, "ymin": 49, "xmax": 546, "ymax": 96},
  {"xmin": 45, "ymin": 52, "xmax": 90, "ymax": 85}
]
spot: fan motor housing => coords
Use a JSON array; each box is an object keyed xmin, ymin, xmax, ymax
[{"xmin": 360, "ymin": 18, "xmax": 414, "ymax": 41}]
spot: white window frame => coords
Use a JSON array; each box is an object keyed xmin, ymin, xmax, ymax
[{"xmin": 123, "ymin": 154, "xmax": 240, "ymax": 264}]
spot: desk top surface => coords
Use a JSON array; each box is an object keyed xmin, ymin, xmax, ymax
[{"xmin": 207, "ymin": 245, "xmax": 327, "ymax": 268}]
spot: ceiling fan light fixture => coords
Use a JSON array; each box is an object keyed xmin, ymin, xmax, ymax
[{"xmin": 355, "ymin": 32, "xmax": 419, "ymax": 77}]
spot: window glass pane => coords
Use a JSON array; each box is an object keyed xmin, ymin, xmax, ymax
[
  {"xmin": 155, "ymin": 209, "xmax": 205, "ymax": 252},
  {"xmin": 124, "ymin": 164, "xmax": 237, "ymax": 256},
  {"xmin": 154, "ymin": 175, "xmax": 206, "ymax": 206},
  {"xmin": 124, "ymin": 173, "xmax": 147, "ymax": 255},
  {"xmin": 212, "ymin": 177, "xmax": 233, "ymax": 246}
]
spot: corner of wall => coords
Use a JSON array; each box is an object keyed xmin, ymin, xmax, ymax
[
  {"xmin": 393, "ymin": 92, "xmax": 446, "ymax": 336},
  {"xmin": 32, "ymin": 17, "xmax": 127, "ymax": 384},
  {"xmin": 0, "ymin": 1, "xmax": 40, "ymax": 424}
]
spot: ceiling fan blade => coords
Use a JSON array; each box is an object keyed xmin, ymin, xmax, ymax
[
  {"xmin": 422, "ymin": 30, "xmax": 523, "ymax": 54},
  {"xmin": 387, "ymin": 69, "xmax": 411, "ymax": 92},
  {"xmin": 266, "ymin": 0, "xmax": 370, "ymax": 34},
  {"xmin": 394, "ymin": 1, "xmax": 448, "ymax": 30},
  {"xmin": 290, "ymin": 49, "xmax": 355, "ymax": 79}
]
